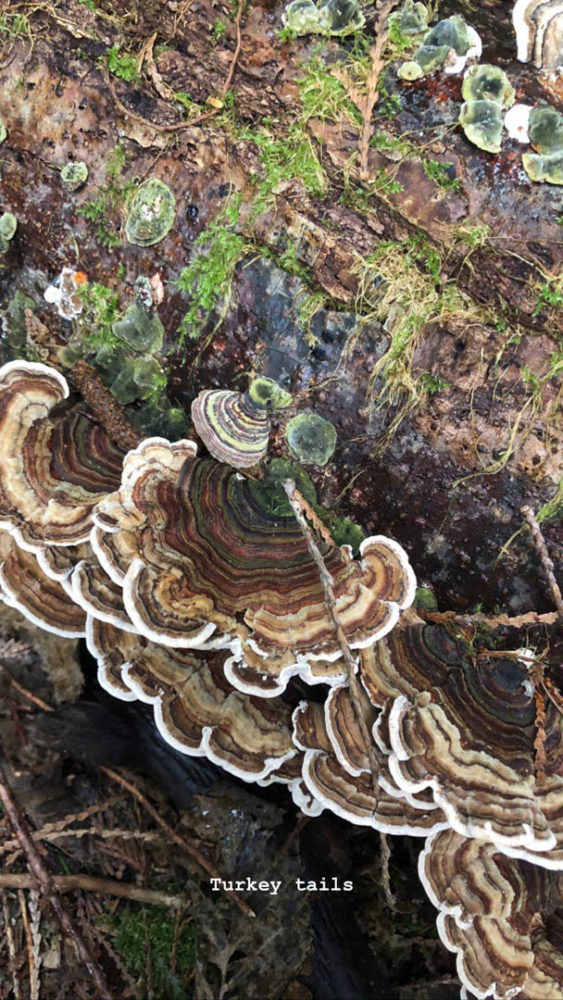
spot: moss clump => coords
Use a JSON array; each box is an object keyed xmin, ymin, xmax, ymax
[
  {"xmin": 107, "ymin": 901, "xmax": 195, "ymax": 1000},
  {"xmin": 285, "ymin": 412, "xmax": 337, "ymax": 466}
]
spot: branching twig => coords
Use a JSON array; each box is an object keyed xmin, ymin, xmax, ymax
[
  {"xmin": 418, "ymin": 609, "xmax": 559, "ymax": 629},
  {"xmin": 334, "ymin": 1, "xmax": 399, "ymax": 180},
  {"xmin": 521, "ymin": 505, "xmax": 563, "ymax": 619},
  {"xmin": 283, "ymin": 480, "xmax": 380, "ymax": 799},
  {"xmin": 99, "ymin": 766, "xmax": 255, "ymax": 918},
  {"xmin": 0, "ymin": 762, "xmax": 112, "ymax": 1000},
  {"xmin": 0, "ymin": 874, "xmax": 186, "ymax": 907}
]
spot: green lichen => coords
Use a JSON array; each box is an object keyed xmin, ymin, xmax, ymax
[
  {"xmin": 247, "ymin": 377, "xmax": 292, "ymax": 411},
  {"xmin": 285, "ymin": 412, "xmax": 337, "ymax": 466},
  {"xmin": 107, "ymin": 355, "xmax": 166, "ymax": 405},
  {"xmin": 0, "ymin": 212, "xmax": 17, "ymax": 254},
  {"xmin": 281, "ymin": 0, "xmax": 365, "ymax": 37},
  {"xmin": 61, "ymin": 161, "xmax": 89, "ymax": 191},
  {"xmin": 461, "ymin": 64, "xmax": 515, "ymax": 108},
  {"xmin": 0, "ymin": 119, "xmax": 6, "ymax": 144},
  {"xmin": 125, "ymin": 179, "xmax": 176, "ymax": 247},
  {"xmin": 522, "ymin": 151, "xmax": 563, "ymax": 185},
  {"xmin": 112, "ymin": 303, "xmax": 164, "ymax": 353},
  {"xmin": 459, "ymin": 99, "xmax": 504, "ymax": 153},
  {"xmin": 528, "ymin": 105, "xmax": 563, "ymax": 155},
  {"xmin": 398, "ymin": 14, "xmax": 479, "ymax": 79},
  {"xmin": 388, "ymin": 0, "xmax": 428, "ymax": 38}
]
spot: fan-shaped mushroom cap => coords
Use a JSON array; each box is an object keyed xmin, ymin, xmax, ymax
[
  {"xmin": 93, "ymin": 438, "xmax": 416, "ymax": 680},
  {"xmin": 191, "ymin": 389, "xmax": 270, "ymax": 468},
  {"xmin": 513, "ymin": 0, "xmax": 563, "ymax": 69},
  {"xmin": 0, "ymin": 534, "xmax": 86, "ymax": 637},
  {"xmin": 293, "ymin": 697, "xmax": 447, "ymax": 834},
  {"xmin": 87, "ymin": 617, "xmax": 299, "ymax": 782},
  {"xmin": 368, "ymin": 625, "xmax": 563, "ymax": 863},
  {"xmin": 420, "ymin": 828, "xmax": 563, "ymax": 999},
  {"xmin": 191, "ymin": 379, "xmax": 291, "ymax": 469},
  {"xmin": 0, "ymin": 362, "xmax": 123, "ymax": 551}
]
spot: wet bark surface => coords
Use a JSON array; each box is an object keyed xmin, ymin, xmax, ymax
[{"xmin": 0, "ymin": 0, "xmax": 561, "ymax": 996}]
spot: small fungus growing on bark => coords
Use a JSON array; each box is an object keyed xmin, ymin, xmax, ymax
[
  {"xmin": 281, "ymin": 0, "xmax": 365, "ymax": 37},
  {"xmin": 44, "ymin": 267, "xmax": 86, "ymax": 320},
  {"xmin": 61, "ymin": 161, "xmax": 89, "ymax": 191},
  {"xmin": 285, "ymin": 412, "xmax": 337, "ymax": 466},
  {"xmin": 462, "ymin": 64, "xmax": 515, "ymax": 107},
  {"xmin": 459, "ymin": 99, "xmax": 505, "ymax": 153},
  {"xmin": 0, "ymin": 212, "xmax": 17, "ymax": 254},
  {"xmin": 125, "ymin": 178, "xmax": 176, "ymax": 247},
  {"xmin": 191, "ymin": 378, "xmax": 291, "ymax": 469},
  {"xmin": 399, "ymin": 15, "xmax": 482, "ymax": 80}
]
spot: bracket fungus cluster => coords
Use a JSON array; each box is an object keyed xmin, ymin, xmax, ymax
[
  {"xmin": 513, "ymin": 0, "xmax": 563, "ymax": 70},
  {"xmin": 281, "ymin": 0, "xmax": 365, "ymax": 37},
  {"xmin": 0, "ymin": 359, "xmax": 561, "ymax": 998},
  {"xmin": 398, "ymin": 15, "xmax": 482, "ymax": 81}
]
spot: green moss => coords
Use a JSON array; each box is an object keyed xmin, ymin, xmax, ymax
[
  {"xmin": 532, "ymin": 278, "xmax": 563, "ymax": 317},
  {"xmin": 330, "ymin": 515, "xmax": 365, "ymax": 554},
  {"xmin": 297, "ymin": 55, "xmax": 361, "ymax": 125},
  {"xmin": 414, "ymin": 586, "xmax": 438, "ymax": 610},
  {"xmin": 422, "ymin": 159, "xmax": 461, "ymax": 194},
  {"xmin": 106, "ymin": 44, "xmax": 140, "ymax": 82},
  {"xmin": 176, "ymin": 203, "xmax": 247, "ymax": 343},
  {"xmin": 107, "ymin": 902, "xmax": 195, "ymax": 999},
  {"xmin": 79, "ymin": 144, "xmax": 133, "ymax": 249}
]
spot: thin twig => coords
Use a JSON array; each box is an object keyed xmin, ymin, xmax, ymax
[
  {"xmin": 379, "ymin": 832, "xmax": 396, "ymax": 911},
  {"xmin": 0, "ymin": 874, "xmax": 186, "ymax": 908},
  {"xmin": 418, "ymin": 609, "xmax": 559, "ymax": 629},
  {"xmin": 521, "ymin": 505, "xmax": 563, "ymax": 619},
  {"xmin": 283, "ymin": 480, "xmax": 380, "ymax": 799},
  {"xmin": 0, "ymin": 761, "xmax": 112, "ymax": 1000},
  {"xmin": 17, "ymin": 889, "xmax": 38, "ymax": 1000},
  {"xmin": 0, "ymin": 664, "xmax": 55, "ymax": 713},
  {"xmin": 1, "ymin": 890, "xmax": 22, "ymax": 1000},
  {"xmin": 99, "ymin": 766, "xmax": 255, "ymax": 918}
]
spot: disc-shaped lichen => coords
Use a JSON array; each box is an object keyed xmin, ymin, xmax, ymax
[
  {"xmin": 0, "ymin": 212, "xmax": 17, "ymax": 253},
  {"xmin": 285, "ymin": 413, "xmax": 337, "ymax": 466},
  {"xmin": 462, "ymin": 64, "xmax": 515, "ymax": 108},
  {"xmin": 399, "ymin": 15, "xmax": 482, "ymax": 79},
  {"xmin": 61, "ymin": 162, "xmax": 89, "ymax": 191},
  {"xmin": 0, "ymin": 119, "xmax": 6, "ymax": 144},
  {"xmin": 112, "ymin": 304, "xmax": 164, "ymax": 353},
  {"xmin": 282, "ymin": 0, "xmax": 364, "ymax": 36},
  {"xmin": 528, "ymin": 105, "xmax": 563, "ymax": 155},
  {"xmin": 522, "ymin": 150, "xmax": 563, "ymax": 184},
  {"xmin": 125, "ymin": 179, "xmax": 176, "ymax": 247},
  {"xmin": 459, "ymin": 99, "xmax": 504, "ymax": 153}
]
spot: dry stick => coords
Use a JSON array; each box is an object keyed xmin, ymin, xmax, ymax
[
  {"xmin": 0, "ymin": 762, "xmax": 112, "ymax": 1000},
  {"xmin": 99, "ymin": 766, "xmax": 255, "ymax": 918},
  {"xmin": 418, "ymin": 609, "xmax": 558, "ymax": 629},
  {"xmin": 1, "ymin": 889, "xmax": 22, "ymax": 1000},
  {"xmin": 283, "ymin": 480, "xmax": 380, "ymax": 800},
  {"xmin": 521, "ymin": 505, "xmax": 563, "ymax": 620},
  {"xmin": 103, "ymin": 0, "xmax": 244, "ymax": 135},
  {"xmin": 0, "ymin": 663, "xmax": 56, "ymax": 713},
  {"xmin": 0, "ymin": 874, "xmax": 186, "ymax": 908},
  {"xmin": 17, "ymin": 888, "xmax": 38, "ymax": 1000},
  {"xmin": 358, "ymin": 0, "xmax": 400, "ymax": 179}
]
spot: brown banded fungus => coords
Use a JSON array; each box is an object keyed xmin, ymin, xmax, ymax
[
  {"xmin": 0, "ymin": 534, "xmax": 86, "ymax": 637},
  {"xmin": 92, "ymin": 438, "xmax": 416, "ymax": 689},
  {"xmin": 0, "ymin": 362, "xmax": 123, "ymax": 552},
  {"xmin": 357, "ymin": 620, "xmax": 563, "ymax": 863},
  {"xmin": 87, "ymin": 618, "xmax": 299, "ymax": 782},
  {"xmin": 293, "ymin": 696, "xmax": 446, "ymax": 834},
  {"xmin": 191, "ymin": 377, "xmax": 291, "ymax": 469},
  {"xmin": 420, "ymin": 828, "xmax": 563, "ymax": 998}
]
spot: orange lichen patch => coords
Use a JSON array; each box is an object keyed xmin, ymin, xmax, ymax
[
  {"xmin": 93, "ymin": 439, "xmax": 416, "ymax": 683},
  {"xmin": 0, "ymin": 362, "xmax": 123, "ymax": 551},
  {"xmin": 359, "ymin": 618, "xmax": 563, "ymax": 862},
  {"xmin": 87, "ymin": 618, "xmax": 298, "ymax": 781},
  {"xmin": 0, "ymin": 534, "xmax": 85, "ymax": 637},
  {"xmin": 420, "ymin": 828, "xmax": 563, "ymax": 999},
  {"xmin": 293, "ymin": 699, "xmax": 446, "ymax": 834}
]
